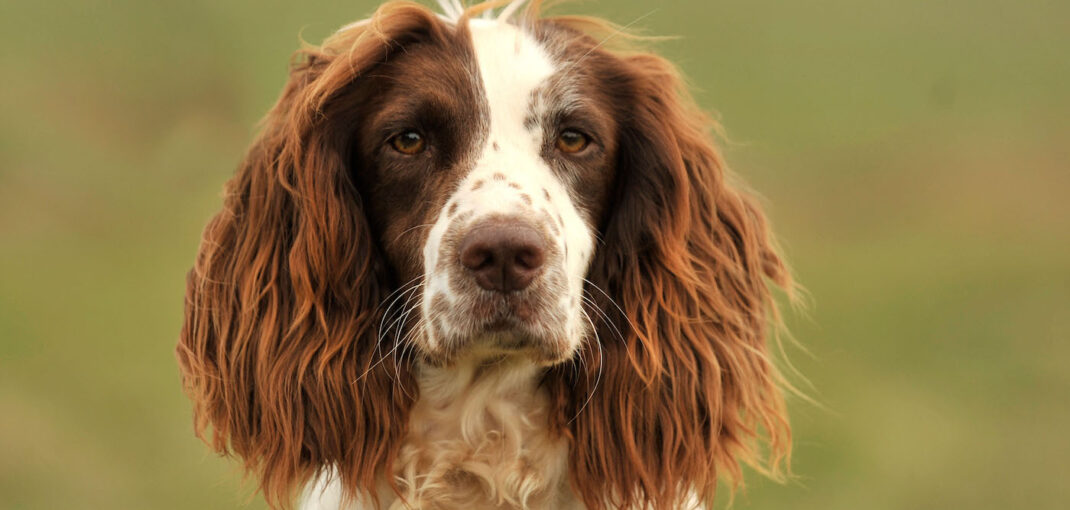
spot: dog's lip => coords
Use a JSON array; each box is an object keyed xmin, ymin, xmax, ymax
[
  {"xmin": 476, "ymin": 303, "xmax": 543, "ymax": 334},
  {"xmin": 474, "ymin": 293, "xmax": 541, "ymax": 322},
  {"xmin": 484, "ymin": 317, "xmax": 520, "ymax": 331},
  {"xmin": 428, "ymin": 313, "xmax": 573, "ymax": 366},
  {"xmin": 473, "ymin": 316, "xmax": 539, "ymax": 347}
]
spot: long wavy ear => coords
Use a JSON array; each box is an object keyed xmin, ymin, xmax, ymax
[
  {"xmin": 556, "ymin": 52, "xmax": 793, "ymax": 510},
  {"xmin": 176, "ymin": 5, "xmax": 443, "ymax": 508}
]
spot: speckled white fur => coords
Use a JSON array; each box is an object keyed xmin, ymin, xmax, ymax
[{"xmin": 420, "ymin": 18, "xmax": 595, "ymax": 357}]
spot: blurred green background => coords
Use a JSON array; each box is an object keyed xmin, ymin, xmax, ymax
[{"xmin": 1, "ymin": 0, "xmax": 1067, "ymax": 509}]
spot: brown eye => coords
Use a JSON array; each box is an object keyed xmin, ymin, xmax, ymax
[
  {"xmin": 390, "ymin": 131, "xmax": 426, "ymax": 155},
  {"xmin": 556, "ymin": 129, "xmax": 590, "ymax": 154}
]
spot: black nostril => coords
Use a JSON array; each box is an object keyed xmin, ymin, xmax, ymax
[{"xmin": 458, "ymin": 222, "xmax": 547, "ymax": 293}]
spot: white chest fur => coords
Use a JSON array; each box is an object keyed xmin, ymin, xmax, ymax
[{"xmin": 301, "ymin": 358, "xmax": 578, "ymax": 510}]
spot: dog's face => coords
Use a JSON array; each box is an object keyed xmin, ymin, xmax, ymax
[{"xmin": 351, "ymin": 20, "xmax": 619, "ymax": 365}]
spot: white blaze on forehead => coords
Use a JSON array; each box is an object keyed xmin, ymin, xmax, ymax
[{"xmin": 468, "ymin": 19, "xmax": 556, "ymax": 148}]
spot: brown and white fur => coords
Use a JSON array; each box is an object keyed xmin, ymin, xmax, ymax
[{"xmin": 176, "ymin": 1, "xmax": 795, "ymax": 509}]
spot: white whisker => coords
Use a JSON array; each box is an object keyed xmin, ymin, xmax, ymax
[
  {"xmin": 569, "ymin": 308, "xmax": 603, "ymax": 424},
  {"xmin": 377, "ymin": 283, "xmax": 425, "ymax": 355},
  {"xmin": 391, "ymin": 223, "xmax": 435, "ymax": 246},
  {"xmin": 581, "ymin": 294, "xmax": 626, "ymax": 347},
  {"xmin": 583, "ymin": 278, "xmax": 640, "ymax": 337}
]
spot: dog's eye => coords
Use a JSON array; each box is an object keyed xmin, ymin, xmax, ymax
[
  {"xmin": 556, "ymin": 130, "xmax": 590, "ymax": 154},
  {"xmin": 390, "ymin": 131, "xmax": 426, "ymax": 155}
]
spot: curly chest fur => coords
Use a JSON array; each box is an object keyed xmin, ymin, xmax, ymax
[{"xmin": 389, "ymin": 359, "xmax": 575, "ymax": 510}]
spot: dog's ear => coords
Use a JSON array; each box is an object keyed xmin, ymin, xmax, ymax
[
  {"xmin": 176, "ymin": 5, "xmax": 446, "ymax": 508},
  {"xmin": 558, "ymin": 53, "xmax": 793, "ymax": 510}
]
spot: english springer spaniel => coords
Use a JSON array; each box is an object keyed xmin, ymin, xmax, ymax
[{"xmin": 177, "ymin": 1, "xmax": 795, "ymax": 509}]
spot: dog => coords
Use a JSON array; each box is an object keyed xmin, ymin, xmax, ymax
[{"xmin": 177, "ymin": 1, "xmax": 794, "ymax": 509}]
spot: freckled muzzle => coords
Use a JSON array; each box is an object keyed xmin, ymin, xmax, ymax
[
  {"xmin": 423, "ymin": 212, "xmax": 572, "ymax": 364},
  {"xmin": 408, "ymin": 19, "xmax": 600, "ymax": 367}
]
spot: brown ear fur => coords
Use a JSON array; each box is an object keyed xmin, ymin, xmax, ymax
[
  {"xmin": 548, "ymin": 52, "xmax": 793, "ymax": 509},
  {"xmin": 176, "ymin": 4, "xmax": 448, "ymax": 508}
]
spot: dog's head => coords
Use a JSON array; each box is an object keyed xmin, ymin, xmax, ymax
[
  {"xmin": 350, "ymin": 15, "xmax": 615, "ymax": 366},
  {"xmin": 177, "ymin": 2, "xmax": 793, "ymax": 509}
]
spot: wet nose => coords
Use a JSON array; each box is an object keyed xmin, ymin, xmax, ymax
[{"xmin": 458, "ymin": 222, "xmax": 546, "ymax": 293}]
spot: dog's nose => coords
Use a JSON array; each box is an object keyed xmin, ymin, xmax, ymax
[{"xmin": 458, "ymin": 222, "xmax": 546, "ymax": 293}]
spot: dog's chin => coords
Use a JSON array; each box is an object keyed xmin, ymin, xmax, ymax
[{"xmin": 424, "ymin": 320, "xmax": 575, "ymax": 368}]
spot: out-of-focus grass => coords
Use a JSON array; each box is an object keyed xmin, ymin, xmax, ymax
[{"xmin": 1, "ymin": 1, "xmax": 1067, "ymax": 509}]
